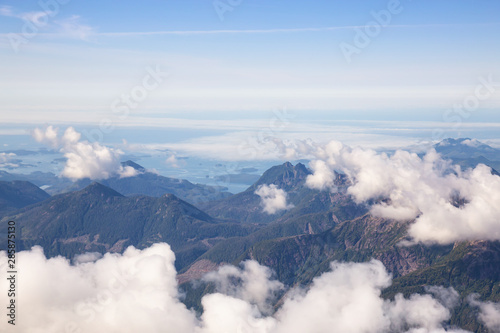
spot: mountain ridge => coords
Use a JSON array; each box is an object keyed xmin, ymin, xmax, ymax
[
  {"xmin": 0, "ymin": 180, "xmax": 50, "ymax": 215},
  {"xmin": 0, "ymin": 182, "xmax": 256, "ymax": 270}
]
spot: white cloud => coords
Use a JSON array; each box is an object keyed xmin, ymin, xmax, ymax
[
  {"xmin": 0, "ymin": 152, "xmax": 16, "ymax": 168},
  {"xmin": 1, "ymin": 244, "xmax": 472, "ymax": 333},
  {"xmin": 73, "ymin": 252, "xmax": 103, "ymax": 264},
  {"xmin": 0, "ymin": 5, "xmax": 53, "ymax": 27},
  {"xmin": 203, "ymin": 260, "xmax": 284, "ymax": 315},
  {"xmin": 0, "ymin": 152, "xmax": 15, "ymax": 161},
  {"xmin": 166, "ymin": 154, "xmax": 186, "ymax": 169},
  {"xmin": 199, "ymin": 260, "xmax": 469, "ymax": 333},
  {"xmin": 118, "ymin": 165, "xmax": 140, "ymax": 178},
  {"xmin": 77, "ymin": 23, "xmax": 500, "ymax": 37},
  {"xmin": 461, "ymin": 139, "xmax": 481, "ymax": 147},
  {"xmin": 166, "ymin": 155, "xmax": 179, "ymax": 168},
  {"xmin": 0, "ymin": 5, "xmax": 95, "ymax": 42},
  {"xmin": 0, "ymin": 243, "xmax": 197, "ymax": 333},
  {"xmin": 0, "ymin": 5, "xmax": 14, "ymax": 17},
  {"xmin": 385, "ymin": 293, "xmax": 463, "ymax": 333},
  {"xmin": 255, "ymin": 184, "xmax": 294, "ymax": 214},
  {"xmin": 54, "ymin": 15, "xmax": 95, "ymax": 41},
  {"xmin": 424, "ymin": 286, "xmax": 460, "ymax": 310},
  {"xmin": 306, "ymin": 159, "xmax": 338, "ymax": 191},
  {"xmin": 303, "ymin": 141, "xmax": 500, "ymax": 245},
  {"xmin": 272, "ymin": 260, "xmax": 392, "ymax": 333},
  {"xmin": 32, "ymin": 126, "xmax": 139, "ymax": 180},
  {"xmin": 468, "ymin": 295, "xmax": 500, "ymax": 332},
  {"xmin": 33, "ymin": 125, "xmax": 59, "ymax": 148}
]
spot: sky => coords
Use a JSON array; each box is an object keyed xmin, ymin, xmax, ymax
[
  {"xmin": 0, "ymin": 0, "xmax": 500, "ymax": 182},
  {"xmin": 2, "ymin": 4, "xmax": 500, "ymax": 330}
]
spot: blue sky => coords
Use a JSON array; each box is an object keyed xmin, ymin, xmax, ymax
[{"xmin": 0, "ymin": 0, "xmax": 500, "ymax": 168}]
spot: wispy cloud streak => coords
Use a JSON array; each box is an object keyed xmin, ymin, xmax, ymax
[{"xmin": 2, "ymin": 23, "xmax": 499, "ymax": 38}]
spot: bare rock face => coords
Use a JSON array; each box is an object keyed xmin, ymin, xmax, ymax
[
  {"xmin": 458, "ymin": 240, "xmax": 500, "ymax": 280},
  {"xmin": 177, "ymin": 259, "xmax": 220, "ymax": 284}
]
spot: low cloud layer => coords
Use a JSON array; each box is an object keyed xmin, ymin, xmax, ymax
[
  {"xmin": 468, "ymin": 295, "xmax": 500, "ymax": 332},
  {"xmin": 1, "ymin": 243, "xmax": 487, "ymax": 333},
  {"xmin": 302, "ymin": 141, "xmax": 500, "ymax": 245},
  {"xmin": 33, "ymin": 126, "xmax": 138, "ymax": 180},
  {"xmin": 0, "ymin": 243, "xmax": 195, "ymax": 333},
  {"xmin": 255, "ymin": 184, "xmax": 294, "ymax": 214},
  {"xmin": 0, "ymin": 152, "xmax": 17, "ymax": 168},
  {"xmin": 202, "ymin": 260, "xmax": 284, "ymax": 315}
]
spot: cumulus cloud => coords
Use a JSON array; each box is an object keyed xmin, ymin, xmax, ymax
[
  {"xmin": 255, "ymin": 184, "xmax": 294, "ymax": 214},
  {"xmin": 303, "ymin": 140, "xmax": 500, "ymax": 245},
  {"xmin": 269, "ymin": 261, "xmax": 468, "ymax": 333},
  {"xmin": 33, "ymin": 126, "xmax": 59, "ymax": 148},
  {"xmin": 33, "ymin": 126, "xmax": 139, "ymax": 180},
  {"xmin": 73, "ymin": 252, "xmax": 103, "ymax": 265},
  {"xmin": 203, "ymin": 260, "xmax": 284, "ymax": 315},
  {"xmin": 468, "ymin": 295, "xmax": 500, "ymax": 332},
  {"xmin": 0, "ymin": 152, "xmax": 15, "ymax": 162},
  {"xmin": 461, "ymin": 139, "xmax": 481, "ymax": 148},
  {"xmin": 0, "ymin": 244, "xmax": 472, "ymax": 333},
  {"xmin": 166, "ymin": 154, "xmax": 186, "ymax": 168},
  {"xmin": 424, "ymin": 286, "xmax": 460, "ymax": 310},
  {"xmin": 0, "ymin": 243, "xmax": 197, "ymax": 333},
  {"xmin": 118, "ymin": 165, "xmax": 141, "ymax": 178},
  {"xmin": 305, "ymin": 159, "xmax": 337, "ymax": 191},
  {"xmin": 0, "ymin": 152, "xmax": 17, "ymax": 168}
]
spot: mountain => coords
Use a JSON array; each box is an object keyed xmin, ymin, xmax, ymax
[
  {"xmin": 190, "ymin": 214, "xmax": 448, "ymax": 284},
  {"xmin": 215, "ymin": 173, "xmax": 261, "ymax": 185},
  {"xmin": 434, "ymin": 138, "xmax": 500, "ymax": 160},
  {"xmin": 0, "ymin": 182, "xmax": 256, "ymax": 270},
  {"xmin": 451, "ymin": 156, "xmax": 500, "ymax": 176},
  {"xmin": 201, "ymin": 162, "xmax": 316, "ymax": 223},
  {"xmin": 2, "ymin": 158, "xmax": 498, "ymax": 332},
  {"xmin": 178, "ymin": 160, "xmax": 500, "ymax": 331},
  {"xmin": 88, "ymin": 160, "xmax": 232, "ymax": 204},
  {"xmin": 244, "ymin": 221, "xmax": 500, "ymax": 332},
  {"xmin": 0, "ymin": 180, "xmax": 50, "ymax": 215},
  {"xmin": 189, "ymin": 162, "xmax": 366, "ymax": 265},
  {"xmin": 182, "ymin": 212, "xmax": 500, "ymax": 331},
  {"xmin": 433, "ymin": 138, "xmax": 500, "ymax": 174},
  {"xmin": 0, "ymin": 161, "xmax": 232, "ymax": 205},
  {"xmin": 0, "ymin": 170, "xmax": 73, "ymax": 195},
  {"xmin": 385, "ymin": 240, "xmax": 500, "ymax": 332}
]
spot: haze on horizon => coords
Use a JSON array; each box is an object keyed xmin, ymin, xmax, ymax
[{"xmin": 0, "ymin": 0, "xmax": 499, "ymax": 157}]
